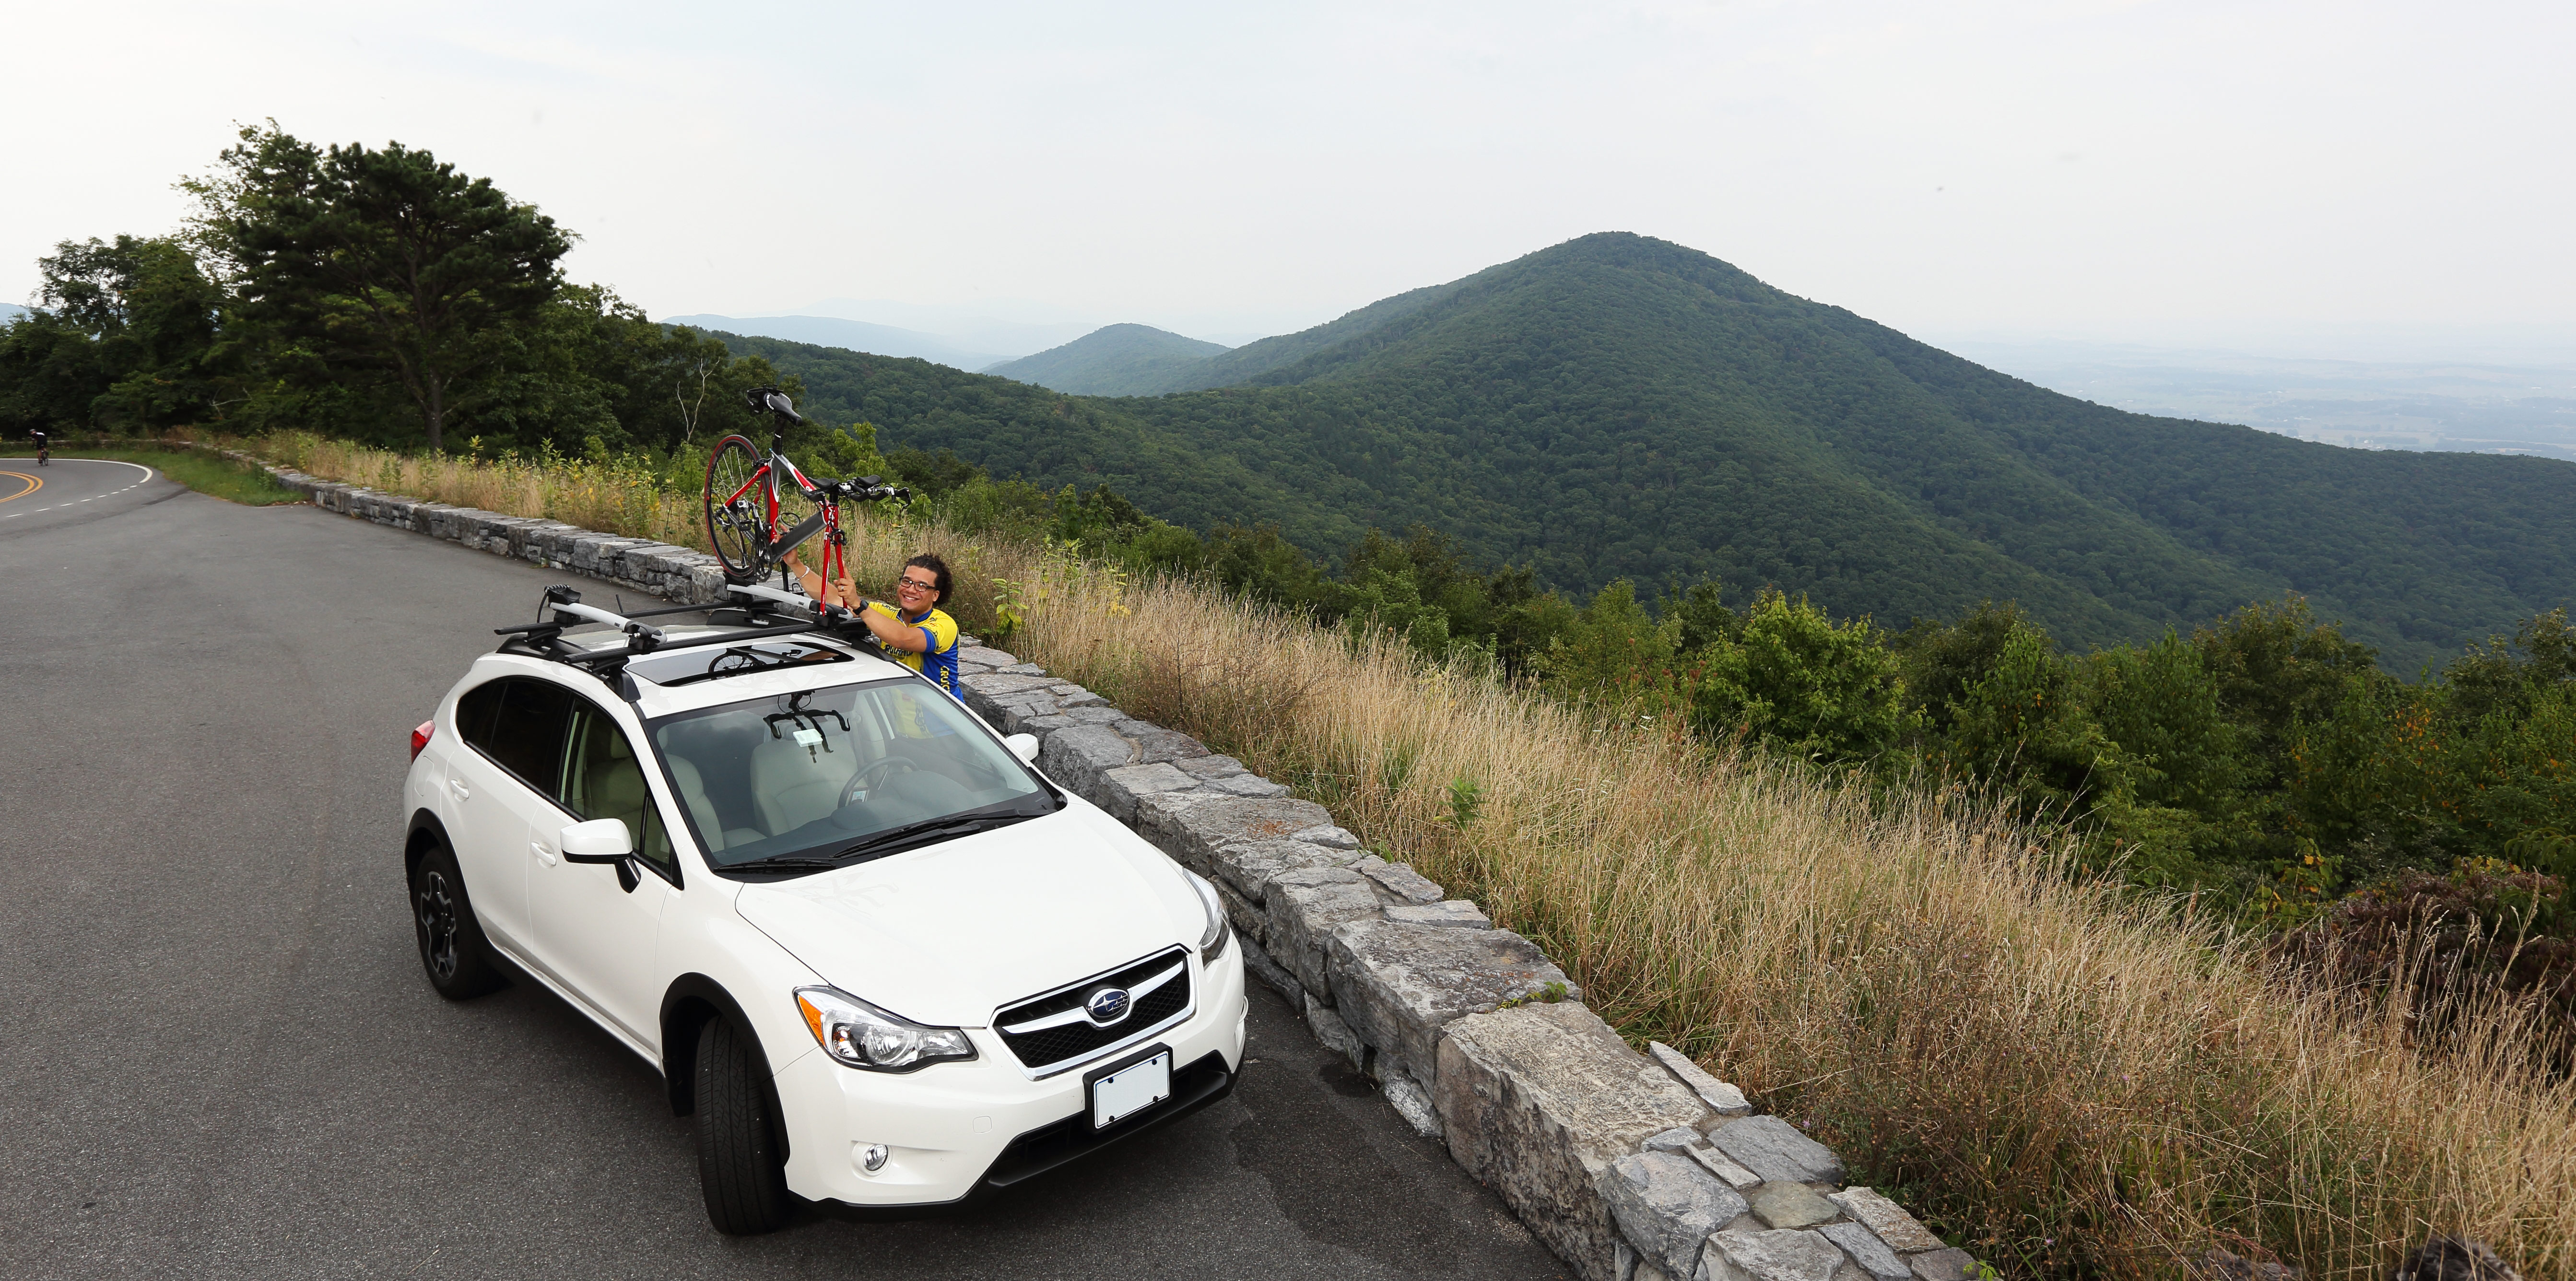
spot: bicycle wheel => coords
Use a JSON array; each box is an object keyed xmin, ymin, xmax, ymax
[{"xmin": 703, "ymin": 435, "xmax": 772, "ymax": 584}]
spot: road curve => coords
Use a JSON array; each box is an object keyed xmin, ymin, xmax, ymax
[
  {"xmin": 0, "ymin": 484, "xmax": 1568, "ymax": 1279},
  {"xmin": 0, "ymin": 457, "xmax": 185, "ymax": 539}
]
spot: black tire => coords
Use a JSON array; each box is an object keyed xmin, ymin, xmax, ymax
[
  {"xmin": 410, "ymin": 842, "xmax": 506, "ymax": 999},
  {"xmin": 695, "ymin": 1016, "xmax": 793, "ymax": 1234},
  {"xmin": 703, "ymin": 435, "xmax": 772, "ymax": 585}
]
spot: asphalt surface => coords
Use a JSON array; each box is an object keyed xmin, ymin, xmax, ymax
[{"xmin": 0, "ymin": 460, "xmax": 1568, "ymax": 1280}]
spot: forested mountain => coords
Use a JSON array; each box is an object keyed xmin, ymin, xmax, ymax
[
  {"xmin": 985, "ymin": 323, "xmax": 1230, "ymax": 394},
  {"xmin": 702, "ymin": 233, "xmax": 2576, "ymax": 672}
]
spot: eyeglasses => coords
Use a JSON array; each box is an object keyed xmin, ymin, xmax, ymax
[{"xmin": 897, "ymin": 576, "xmax": 938, "ymax": 593}]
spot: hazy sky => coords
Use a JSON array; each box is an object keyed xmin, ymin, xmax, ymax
[{"xmin": 7, "ymin": 1, "xmax": 2569, "ymax": 353}]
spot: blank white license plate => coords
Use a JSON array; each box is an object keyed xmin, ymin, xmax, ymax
[{"xmin": 1090, "ymin": 1051, "xmax": 1172, "ymax": 1129}]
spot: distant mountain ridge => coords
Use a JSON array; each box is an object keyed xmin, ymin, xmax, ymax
[
  {"xmin": 985, "ymin": 324, "xmax": 1231, "ymax": 394},
  {"xmin": 694, "ymin": 234, "xmax": 2576, "ymax": 671},
  {"xmin": 659, "ymin": 314, "xmax": 1007, "ymax": 370}
]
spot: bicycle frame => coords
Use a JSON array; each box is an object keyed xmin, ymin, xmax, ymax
[{"xmin": 717, "ymin": 446, "xmax": 848, "ymax": 592}]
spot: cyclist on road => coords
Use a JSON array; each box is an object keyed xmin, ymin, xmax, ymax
[
  {"xmin": 784, "ymin": 548, "xmax": 964, "ymax": 700},
  {"xmin": 30, "ymin": 428, "xmax": 47, "ymax": 466}
]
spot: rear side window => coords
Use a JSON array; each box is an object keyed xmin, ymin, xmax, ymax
[{"xmin": 460, "ymin": 677, "xmax": 576, "ymax": 792}]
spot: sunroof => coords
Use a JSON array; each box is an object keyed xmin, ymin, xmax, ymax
[{"xmin": 626, "ymin": 639, "xmax": 854, "ymax": 687}]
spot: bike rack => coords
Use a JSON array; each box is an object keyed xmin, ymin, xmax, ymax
[{"xmin": 495, "ymin": 583, "xmax": 850, "ymax": 670}]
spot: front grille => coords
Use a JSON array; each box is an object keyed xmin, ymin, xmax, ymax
[{"xmin": 995, "ymin": 946, "xmax": 1192, "ymax": 1073}]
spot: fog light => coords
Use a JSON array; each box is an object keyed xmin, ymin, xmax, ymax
[{"xmin": 858, "ymin": 1143, "xmax": 890, "ymax": 1174}]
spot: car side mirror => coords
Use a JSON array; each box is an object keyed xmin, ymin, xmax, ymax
[
  {"xmin": 1005, "ymin": 733, "xmax": 1039, "ymax": 764},
  {"xmin": 560, "ymin": 818, "xmax": 635, "ymax": 863}
]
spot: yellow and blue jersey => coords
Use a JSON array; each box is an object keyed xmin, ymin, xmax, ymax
[{"xmin": 868, "ymin": 600, "xmax": 961, "ymax": 700}]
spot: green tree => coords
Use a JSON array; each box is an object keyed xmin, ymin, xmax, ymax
[
  {"xmin": 1537, "ymin": 579, "xmax": 1679, "ymax": 708},
  {"xmin": 1688, "ymin": 589, "xmax": 1910, "ymax": 765},
  {"xmin": 193, "ymin": 124, "xmax": 572, "ymax": 449},
  {"xmin": 0, "ymin": 235, "xmax": 230, "ymax": 433},
  {"xmin": 1937, "ymin": 628, "xmax": 2133, "ymax": 824}
]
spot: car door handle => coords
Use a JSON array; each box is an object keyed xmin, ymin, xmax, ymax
[
  {"xmin": 449, "ymin": 778, "xmax": 470, "ymax": 801},
  {"xmin": 530, "ymin": 839, "xmax": 559, "ymax": 867}
]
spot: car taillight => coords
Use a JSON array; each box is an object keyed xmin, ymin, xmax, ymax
[{"xmin": 411, "ymin": 719, "xmax": 435, "ymax": 761}]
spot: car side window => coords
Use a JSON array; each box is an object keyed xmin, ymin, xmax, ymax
[
  {"xmin": 463, "ymin": 677, "xmax": 576, "ymax": 794},
  {"xmin": 562, "ymin": 699, "xmax": 676, "ymax": 878}
]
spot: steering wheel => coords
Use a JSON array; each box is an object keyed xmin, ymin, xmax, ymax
[{"xmin": 845, "ymin": 756, "xmax": 916, "ymax": 804}]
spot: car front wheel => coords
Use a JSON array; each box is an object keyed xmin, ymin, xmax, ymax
[
  {"xmin": 695, "ymin": 1016, "xmax": 794, "ymax": 1234},
  {"xmin": 410, "ymin": 842, "xmax": 506, "ymax": 999}
]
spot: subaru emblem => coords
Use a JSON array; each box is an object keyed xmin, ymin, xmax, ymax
[{"xmin": 1085, "ymin": 987, "xmax": 1133, "ymax": 1025}]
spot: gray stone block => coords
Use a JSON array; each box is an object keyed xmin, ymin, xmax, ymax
[
  {"xmin": 1303, "ymin": 991, "xmax": 1364, "ymax": 1065},
  {"xmin": 1383, "ymin": 1067, "xmax": 1443, "ymax": 1139},
  {"xmin": 1385, "ymin": 901, "xmax": 1493, "ymax": 929},
  {"xmin": 1328, "ymin": 921, "xmax": 1578, "ymax": 1089},
  {"xmin": 1132, "ymin": 793, "xmax": 1338, "ymax": 875},
  {"xmin": 1206, "ymin": 774, "xmax": 1291, "ymax": 798},
  {"xmin": 1036, "ymin": 725, "xmax": 1136, "ymax": 802},
  {"xmin": 1604, "ymin": 1151, "xmax": 1752, "ymax": 1281},
  {"xmin": 996, "ymin": 662, "xmax": 1046, "ymax": 675},
  {"xmin": 1176, "ymin": 754, "xmax": 1249, "ymax": 779},
  {"xmin": 1239, "ymin": 931, "xmax": 1303, "ymax": 1003},
  {"xmin": 1212, "ymin": 876, "xmax": 1267, "ymax": 944},
  {"xmin": 1361, "ymin": 860, "xmax": 1446, "ymax": 905},
  {"xmin": 1294, "ymin": 823, "xmax": 1362, "ymax": 849},
  {"xmin": 1649, "ymin": 1043, "xmax": 1754, "ymax": 1117},
  {"xmin": 1643, "ymin": 1126, "xmax": 1706, "ymax": 1154},
  {"xmin": 1209, "ymin": 837, "xmax": 1364, "ymax": 905},
  {"xmin": 1435, "ymin": 1003, "xmax": 1715, "ymax": 1281},
  {"xmin": 1751, "ymin": 1182, "xmax": 1840, "ymax": 1229},
  {"xmin": 1814, "ymin": 1225, "xmax": 1908, "ymax": 1281},
  {"xmin": 1824, "ymin": 1189, "xmax": 1942, "ymax": 1255},
  {"xmin": 1098, "ymin": 762, "xmax": 1201, "ymax": 823},
  {"xmin": 958, "ymin": 645, "xmax": 1018, "ymax": 667},
  {"xmin": 1687, "ymin": 1145, "xmax": 1764, "ymax": 1191},
  {"xmin": 1127, "ymin": 725, "xmax": 1212, "ymax": 764},
  {"xmin": 1710, "ymin": 1116, "xmax": 1845, "ymax": 1186},
  {"xmin": 1057, "ymin": 705, "xmax": 1128, "ymax": 725},
  {"xmin": 1699, "ymin": 1229, "xmax": 1860, "ymax": 1281},
  {"xmin": 1905, "ymin": 1249, "xmax": 1974, "ymax": 1281},
  {"xmin": 1266, "ymin": 870, "xmax": 1381, "ymax": 997}
]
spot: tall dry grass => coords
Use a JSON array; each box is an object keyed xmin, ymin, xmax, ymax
[
  {"xmin": 1006, "ymin": 572, "xmax": 2576, "ymax": 1281},
  {"xmin": 254, "ymin": 431, "xmax": 712, "ymax": 551},
  {"xmin": 243, "ymin": 430, "xmax": 1043, "ymax": 633},
  {"xmin": 254, "ymin": 433, "xmax": 2573, "ymax": 1277}
]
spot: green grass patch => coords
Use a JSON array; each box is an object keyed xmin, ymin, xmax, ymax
[{"xmin": 0, "ymin": 446, "xmax": 301, "ymax": 506}]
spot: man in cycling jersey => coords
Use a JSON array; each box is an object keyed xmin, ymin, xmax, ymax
[
  {"xmin": 783, "ymin": 549, "xmax": 964, "ymax": 700},
  {"xmin": 30, "ymin": 428, "xmax": 47, "ymax": 465}
]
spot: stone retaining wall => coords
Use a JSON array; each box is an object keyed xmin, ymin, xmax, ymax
[{"xmin": 262, "ymin": 457, "xmax": 1983, "ymax": 1281}]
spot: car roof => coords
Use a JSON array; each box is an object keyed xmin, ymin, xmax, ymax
[{"xmin": 494, "ymin": 625, "xmax": 921, "ymax": 720}]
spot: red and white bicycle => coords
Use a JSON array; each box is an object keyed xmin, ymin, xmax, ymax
[{"xmin": 700, "ymin": 387, "xmax": 906, "ymax": 590}]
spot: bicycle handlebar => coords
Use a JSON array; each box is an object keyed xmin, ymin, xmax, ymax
[{"xmin": 743, "ymin": 385, "xmax": 804, "ymax": 424}]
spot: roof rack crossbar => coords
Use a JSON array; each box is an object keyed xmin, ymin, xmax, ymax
[{"xmin": 556, "ymin": 620, "xmax": 821, "ymax": 666}]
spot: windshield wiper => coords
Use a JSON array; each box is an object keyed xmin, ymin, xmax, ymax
[
  {"xmin": 719, "ymin": 853, "xmax": 851, "ymax": 875},
  {"xmin": 834, "ymin": 811, "xmax": 1034, "ymax": 863}
]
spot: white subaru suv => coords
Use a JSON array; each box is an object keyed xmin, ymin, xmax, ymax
[{"xmin": 400, "ymin": 588, "xmax": 1247, "ymax": 1233}]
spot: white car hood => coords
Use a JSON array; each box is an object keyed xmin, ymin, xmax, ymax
[{"xmin": 730, "ymin": 805, "xmax": 1199, "ymax": 1027}]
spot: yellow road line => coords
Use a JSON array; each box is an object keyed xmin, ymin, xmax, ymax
[{"xmin": 0, "ymin": 470, "xmax": 40, "ymax": 504}]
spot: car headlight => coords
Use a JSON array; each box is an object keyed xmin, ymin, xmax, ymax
[
  {"xmin": 794, "ymin": 987, "xmax": 976, "ymax": 1072},
  {"xmin": 1185, "ymin": 869, "xmax": 1231, "ymax": 964}
]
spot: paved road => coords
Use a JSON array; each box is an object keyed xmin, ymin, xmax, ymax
[{"xmin": 0, "ymin": 476, "xmax": 1566, "ymax": 1280}]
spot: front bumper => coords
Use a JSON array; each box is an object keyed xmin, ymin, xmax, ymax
[{"xmin": 774, "ymin": 943, "xmax": 1248, "ymax": 1207}]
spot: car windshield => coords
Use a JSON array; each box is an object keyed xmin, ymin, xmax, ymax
[{"xmin": 651, "ymin": 679, "xmax": 1056, "ymax": 870}]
